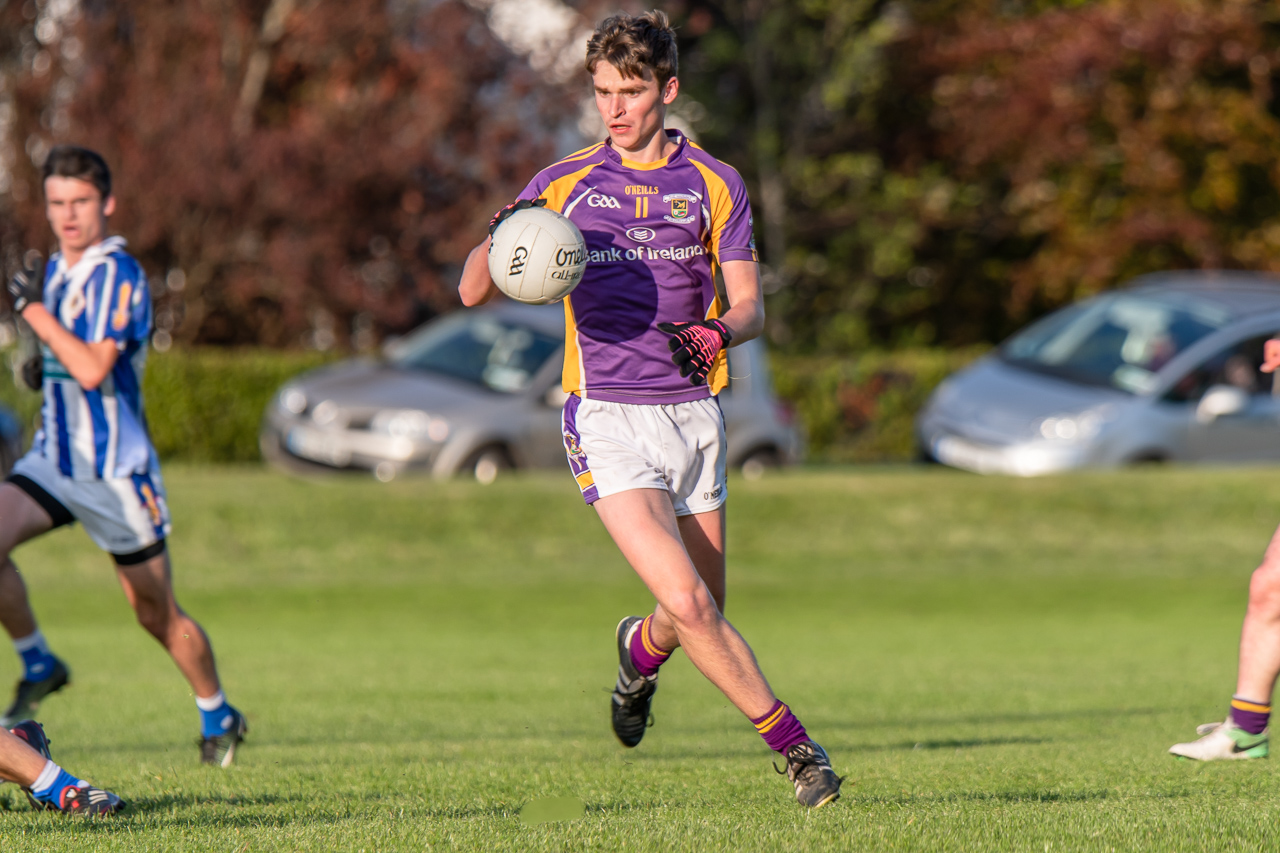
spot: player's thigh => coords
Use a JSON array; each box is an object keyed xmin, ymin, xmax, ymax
[
  {"xmin": 677, "ymin": 508, "xmax": 725, "ymax": 609},
  {"xmin": 115, "ymin": 550, "xmax": 177, "ymax": 610},
  {"xmin": 0, "ymin": 483, "xmax": 56, "ymax": 556},
  {"xmin": 594, "ymin": 488, "xmax": 713, "ymax": 615}
]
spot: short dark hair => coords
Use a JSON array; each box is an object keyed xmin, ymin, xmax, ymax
[
  {"xmin": 585, "ymin": 11, "xmax": 678, "ymax": 86},
  {"xmin": 41, "ymin": 145, "xmax": 111, "ymax": 199}
]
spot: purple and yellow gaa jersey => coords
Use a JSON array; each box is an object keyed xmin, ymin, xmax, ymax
[{"xmin": 516, "ymin": 130, "xmax": 758, "ymax": 404}]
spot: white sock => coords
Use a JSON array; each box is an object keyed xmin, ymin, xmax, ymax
[
  {"xmin": 30, "ymin": 760, "xmax": 60, "ymax": 794},
  {"xmin": 195, "ymin": 690, "xmax": 226, "ymax": 712},
  {"xmin": 13, "ymin": 630, "xmax": 49, "ymax": 655}
]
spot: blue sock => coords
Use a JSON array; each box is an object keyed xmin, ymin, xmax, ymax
[
  {"xmin": 196, "ymin": 691, "xmax": 235, "ymax": 737},
  {"xmin": 29, "ymin": 762, "xmax": 83, "ymax": 807},
  {"xmin": 13, "ymin": 631, "xmax": 58, "ymax": 682}
]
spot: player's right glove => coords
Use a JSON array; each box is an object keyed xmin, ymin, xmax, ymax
[
  {"xmin": 6, "ymin": 254, "xmax": 43, "ymax": 315},
  {"xmin": 657, "ymin": 319, "xmax": 733, "ymax": 385},
  {"xmin": 488, "ymin": 197, "xmax": 547, "ymax": 236}
]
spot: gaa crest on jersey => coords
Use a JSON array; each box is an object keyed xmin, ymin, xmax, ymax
[{"xmin": 663, "ymin": 193, "xmax": 697, "ymax": 224}]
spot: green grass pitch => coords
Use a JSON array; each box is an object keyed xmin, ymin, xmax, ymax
[{"xmin": 3, "ymin": 464, "xmax": 1279, "ymax": 849}]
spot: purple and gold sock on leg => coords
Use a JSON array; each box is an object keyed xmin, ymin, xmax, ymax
[
  {"xmin": 752, "ymin": 700, "xmax": 809, "ymax": 753},
  {"xmin": 628, "ymin": 615, "xmax": 672, "ymax": 679},
  {"xmin": 1230, "ymin": 696, "xmax": 1271, "ymax": 734}
]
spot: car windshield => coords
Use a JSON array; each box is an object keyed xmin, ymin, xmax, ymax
[
  {"xmin": 1000, "ymin": 292, "xmax": 1231, "ymax": 394},
  {"xmin": 386, "ymin": 313, "xmax": 562, "ymax": 393}
]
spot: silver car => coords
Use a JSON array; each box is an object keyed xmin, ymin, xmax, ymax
[
  {"xmin": 917, "ymin": 273, "xmax": 1280, "ymax": 475},
  {"xmin": 261, "ymin": 301, "xmax": 801, "ymax": 481}
]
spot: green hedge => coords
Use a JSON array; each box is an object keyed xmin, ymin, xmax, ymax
[
  {"xmin": 0, "ymin": 348, "xmax": 337, "ymax": 463},
  {"xmin": 772, "ymin": 347, "xmax": 989, "ymax": 463},
  {"xmin": 0, "ymin": 345, "xmax": 986, "ymax": 465}
]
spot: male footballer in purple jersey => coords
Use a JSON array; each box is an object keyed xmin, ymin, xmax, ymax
[
  {"xmin": 0, "ymin": 146, "xmax": 245, "ymax": 767},
  {"xmin": 459, "ymin": 12, "xmax": 842, "ymax": 807}
]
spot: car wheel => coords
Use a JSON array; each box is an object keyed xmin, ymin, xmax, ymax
[
  {"xmin": 467, "ymin": 446, "xmax": 513, "ymax": 485},
  {"xmin": 740, "ymin": 447, "xmax": 780, "ymax": 481}
]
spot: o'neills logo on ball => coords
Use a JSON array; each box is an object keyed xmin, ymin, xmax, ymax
[
  {"xmin": 509, "ymin": 245, "xmax": 528, "ymax": 277},
  {"xmin": 555, "ymin": 246, "xmax": 586, "ymax": 267}
]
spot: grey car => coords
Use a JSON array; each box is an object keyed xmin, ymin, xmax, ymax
[
  {"xmin": 261, "ymin": 301, "xmax": 801, "ymax": 482},
  {"xmin": 917, "ymin": 273, "xmax": 1280, "ymax": 476}
]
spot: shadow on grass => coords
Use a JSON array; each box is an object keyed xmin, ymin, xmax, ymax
[
  {"xmin": 823, "ymin": 705, "xmax": 1166, "ymax": 732},
  {"xmin": 854, "ymin": 788, "xmax": 1121, "ymax": 806},
  {"xmin": 878, "ymin": 736, "xmax": 1050, "ymax": 752}
]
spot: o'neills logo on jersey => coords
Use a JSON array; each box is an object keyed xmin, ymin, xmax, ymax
[
  {"xmin": 626, "ymin": 185, "xmax": 659, "ymax": 195},
  {"xmin": 586, "ymin": 244, "xmax": 706, "ymax": 263},
  {"xmin": 663, "ymin": 193, "xmax": 697, "ymax": 224}
]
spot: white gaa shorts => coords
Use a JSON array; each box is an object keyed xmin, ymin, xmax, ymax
[
  {"xmin": 562, "ymin": 395, "xmax": 727, "ymax": 516},
  {"xmin": 8, "ymin": 451, "xmax": 171, "ymax": 559}
]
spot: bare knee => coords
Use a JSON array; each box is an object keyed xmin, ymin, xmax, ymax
[
  {"xmin": 133, "ymin": 599, "xmax": 172, "ymax": 640},
  {"xmin": 1248, "ymin": 563, "xmax": 1280, "ymax": 617},
  {"xmin": 662, "ymin": 587, "xmax": 721, "ymax": 634}
]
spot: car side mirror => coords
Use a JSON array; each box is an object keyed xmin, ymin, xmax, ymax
[{"xmin": 1196, "ymin": 384, "xmax": 1249, "ymax": 423}]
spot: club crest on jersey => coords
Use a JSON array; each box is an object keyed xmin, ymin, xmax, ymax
[
  {"xmin": 62, "ymin": 289, "xmax": 86, "ymax": 321},
  {"xmin": 663, "ymin": 193, "xmax": 697, "ymax": 224}
]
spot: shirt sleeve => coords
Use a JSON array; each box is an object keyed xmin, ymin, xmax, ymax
[
  {"xmin": 516, "ymin": 172, "xmax": 552, "ymax": 205},
  {"xmin": 706, "ymin": 165, "xmax": 759, "ymax": 264},
  {"xmin": 90, "ymin": 259, "xmax": 150, "ymax": 347}
]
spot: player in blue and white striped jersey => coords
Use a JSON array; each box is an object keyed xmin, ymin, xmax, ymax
[{"xmin": 0, "ymin": 146, "xmax": 245, "ymax": 767}]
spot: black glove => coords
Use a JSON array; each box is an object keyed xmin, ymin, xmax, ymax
[
  {"xmin": 7, "ymin": 253, "xmax": 43, "ymax": 315},
  {"xmin": 656, "ymin": 319, "xmax": 734, "ymax": 385},
  {"xmin": 20, "ymin": 355, "xmax": 41, "ymax": 391},
  {"xmin": 488, "ymin": 197, "xmax": 547, "ymax": 236}
]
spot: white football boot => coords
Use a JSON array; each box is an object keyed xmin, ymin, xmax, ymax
[{"xmin": 1169, "ymin": 718, "xmax": 1268, "ymax": 761}]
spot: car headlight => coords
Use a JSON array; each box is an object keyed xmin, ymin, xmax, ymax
[
  {"xmin": 1037, "ymin": 406, "xmax": 1114, "ymax": 442},
  {"xmin": 370, "ymin": 409, "xmax": 449, "ymax": 443},
  {"xmin": 279, "ymin": 385, "xmax": 307, "ymax": 415}
]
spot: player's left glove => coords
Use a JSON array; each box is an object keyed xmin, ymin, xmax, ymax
[
  {"xmin": 6, "ymin": 253, "xmax": 43, "ymax": 315},
  {"xmin": 488, "ymin": 197, "xmax": 547, "ymax": 236},
  {"xmin": 657, "ymin": 319, "xmax": 733, "ymax": 385}
]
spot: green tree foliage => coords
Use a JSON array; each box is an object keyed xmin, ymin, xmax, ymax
[{"xmin": 673, "ymin": 0, "xmax": 1280, "ymax": 353}]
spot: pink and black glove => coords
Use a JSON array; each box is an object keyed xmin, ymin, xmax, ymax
[
  {"xmin": 657, "ymin": 319, "xmax": 733, "ymax": 385},
  {"xmin": 488, "ymin": 197, "xmax": 547, "ymax": 236}
]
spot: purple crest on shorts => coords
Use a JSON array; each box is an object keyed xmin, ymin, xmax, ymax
[{"xmin": 561, "ymin": 395, "xmax": 598, "ymax": 504}]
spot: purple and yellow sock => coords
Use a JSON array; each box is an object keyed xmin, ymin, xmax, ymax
[
  {"xmin": 1230, "ymin": 696, "xmax": 1271, "ymax": 735},
  {"xmin": 751, "ymin": 699, "xmax": 809, "ymax": 753},
  {"xmin": 628, "ymin": 615, "xmax": 673, "ymax": 678}
]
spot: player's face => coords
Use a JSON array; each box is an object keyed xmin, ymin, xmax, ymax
[
  {"xmin": 44, "ymin": 176, "xmax": 114, "ymax": 256},
  {"xmin": 593, "ymin": 63, "xmax": 679, "ymax": 153}
]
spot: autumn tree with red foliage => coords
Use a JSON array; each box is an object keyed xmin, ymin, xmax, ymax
[
  {"xmin": 923, "ymin": 0, "xmax": 1280, "ymax": 319},
  {"xmin": 1, "ymin": 0, "xmax": 576, "ymax": 347},
  {"xmin": 674, "ymin": 0, "xmax": 1280, "ymax": 351}
]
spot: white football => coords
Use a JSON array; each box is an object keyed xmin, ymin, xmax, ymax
[{"xmin": 488, "ymin": 206, "xmax": 587, "ymax": 304}]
